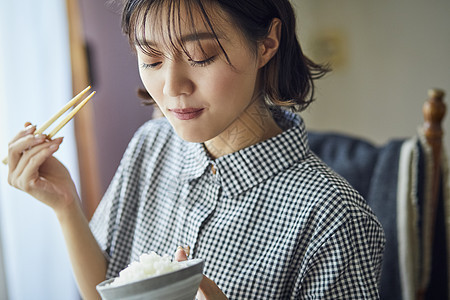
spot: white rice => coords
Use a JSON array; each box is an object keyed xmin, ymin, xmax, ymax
[{"xmin": 109, "ymin": 251, "xmax": 182, "ymax": 287}]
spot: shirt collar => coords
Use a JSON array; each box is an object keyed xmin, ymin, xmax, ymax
[
  {"xmin": 180, "ymin": 110, "xmax": 310, "ymax": 198},
  {"xmin": 180, "ymin": 141, "xmax": 211, "ymax": 183}
]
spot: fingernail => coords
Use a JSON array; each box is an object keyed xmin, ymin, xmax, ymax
[
  {"xmin": 25, "ymin": 125, "xmax": 36, "ymax": 133},
  {"xmin": 49, "ymin": 144, "xmax": 59, "ymax": 150},
  {"xmin": 177, "ymin": 246, "xmax": 184, "ymax": 251},
  {"xmin": 183, "ymin": 245, "xmax": 190, "ymax": 257}
]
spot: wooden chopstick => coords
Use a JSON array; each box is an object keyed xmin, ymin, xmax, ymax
[
  {"xmin": 2, "ymin": 86, "xmax": 96, "ymax": 165},
  {"xmin": 47, "ymin": 91, "xmax": 96, "ymax": 139},
  {"xmin": 35, "ymin": 86, "xmax": 92, "ymax": 135}
]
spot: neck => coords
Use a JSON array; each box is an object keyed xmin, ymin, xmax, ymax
[{"xmin": 204, "ymin": 100, "xmax": 282, "ymax": 159}]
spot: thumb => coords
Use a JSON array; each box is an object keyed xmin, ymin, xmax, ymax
[{"xmin": 174, "ymin": 246, "xmax": 188, "ymax": 262}]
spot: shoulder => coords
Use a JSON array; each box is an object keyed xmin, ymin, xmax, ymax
[
  {"xmin": 288, "ymin": 151, "xmax": 385, "ymax": 266},
  {"xmin": 289, "ymin": 150, "xmax": 383, "ymax": 234}
]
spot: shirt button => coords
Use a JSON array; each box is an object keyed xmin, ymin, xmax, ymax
[{"xmin": 211, "ymin": 164, "xmax": 217, "ymax": 175}]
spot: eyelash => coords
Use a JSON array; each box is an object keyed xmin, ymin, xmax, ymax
[
  {"xmin": 140, "ymin": 62, "xmax": 161, "ymax": 69},
  {"xmin": 140, "ymin": 56, "xmax": 216, "ymax": 70},
  {"xmin": 188, "ymin": 56, "xmax": 216, "ymax": 67}
]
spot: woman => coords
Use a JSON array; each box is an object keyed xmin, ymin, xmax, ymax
[{"xmin": 7, "ymin": 0, "xmax": 385, "ymax": 299}]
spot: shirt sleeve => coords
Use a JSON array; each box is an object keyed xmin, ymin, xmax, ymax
[
  {"xmin": 296, "ymin": 215, "xmax": 385, "ymax": 299},
  {"xmin": 88, "ymin": 119, "xmax": 174, "ymax": 278},
  {"xmin": 89, "ymin": 152, "xmax": 127, "ymax": 262},
  {"xmin": 89, "ymin": 123, "xmax": 148, "ymax": 268}
]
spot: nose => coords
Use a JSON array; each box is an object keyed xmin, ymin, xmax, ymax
[{"xmin": 163, "ymin": 60, "xmax": 194, "ymax": 98}]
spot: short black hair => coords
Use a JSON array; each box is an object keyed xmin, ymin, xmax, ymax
[{"xmin": 121, "ymin": 0, "xmax": 330, "ymax": 112}]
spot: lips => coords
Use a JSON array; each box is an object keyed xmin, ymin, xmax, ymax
[{"xmin": 169, "ymin": 108, "xmax": 204, "ymax": 120}]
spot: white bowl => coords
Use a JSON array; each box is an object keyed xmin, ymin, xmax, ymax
[{"xmin": 96, "ymin": 259, "xmax": 204, "ymax": 300}]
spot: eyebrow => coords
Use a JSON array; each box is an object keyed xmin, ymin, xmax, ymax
[{"xmin": 135, "ymin": 32, "xmax": 220, "ymax": 46}]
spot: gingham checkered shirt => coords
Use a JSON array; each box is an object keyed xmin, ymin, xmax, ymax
[{"xmin": 90, "ymin": 109, "xmax": 385, "ymax": 299}]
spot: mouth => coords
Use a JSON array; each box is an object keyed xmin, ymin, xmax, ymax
[{"xmin": 168, "ymin": 108, "xmax": 205, "ymax": 120}]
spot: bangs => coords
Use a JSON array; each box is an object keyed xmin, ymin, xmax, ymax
[{"xmin": 123, "ymin": 0, "xmax": 230, "ymax": 63}]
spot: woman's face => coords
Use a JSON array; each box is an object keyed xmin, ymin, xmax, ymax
[{"xmin": 135, "ymin": 7, "xmax": 263, "ymax": 143}]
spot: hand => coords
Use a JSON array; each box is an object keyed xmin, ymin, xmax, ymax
[
  {"xmin": 7, "ymin": 122, "xmax": 79, "ymax": 213},
  {"xmin": 175, "ymin": 247, "xmax": 228, "ymax": 300}
]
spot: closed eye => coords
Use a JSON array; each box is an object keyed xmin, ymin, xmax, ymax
[
  {"xmin": 188, "ymin": 56, "xmax": 216, "ymax": 67},
  {"xmin": 140, "ymin": 62, "xmax": 161, "ymax": 69},
  {"xmin": 140, "ymin": 55, "xmax": 216, "ymax": 70}
]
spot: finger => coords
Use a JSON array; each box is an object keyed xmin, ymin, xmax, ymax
[
  {"xmin": 11, "ymin": 138, "xmax": 62, "ymax": 192},
  {"xmin": 9, "ymin": 124, "xmax": 36, "ymax": 146},
  {"xmin": 174, "ymin": 246, "xmax": 188, "ymax": 262},
  {"xmin": 197, "ymin": 275, "xmax": 228, "ymax": 300},
  {"xmin": 11, "ymin": 138, "xmax": 63, "ymax": 189},
  {"xmin": 183, "ymin": 245, "xmax": 190, "ymax": 257},
  {"xmin": 16, "ymin": 137, "xmax": 63, "ymax": 174},
  {"xmin": 19, "ymin": 141, "xmax": 62, "ymax": 193},
  {"xmin": 6, "ymin": 123, "xmax": 36, "ymax": 166},
  {"xmin": 8, "ymin": 133, "xmax": 47, "ymax": 172}
]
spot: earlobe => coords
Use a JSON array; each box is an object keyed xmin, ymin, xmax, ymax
[{"xmin": 258, "ymin": 18, "xmax": 282, "ymax": 68}]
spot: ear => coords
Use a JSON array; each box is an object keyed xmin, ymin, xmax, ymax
[{"xmin": 258, "ymin": 18, "xmax": 282, "ymax": 69}]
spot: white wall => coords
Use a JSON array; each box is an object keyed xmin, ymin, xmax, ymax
[
  {"xmin": 293, "ymin": 0, "xmax": 450, "ymax": 159},
  {"xmin": 0, "ymin": 1, "xmax": 80, "ymax": 299}
]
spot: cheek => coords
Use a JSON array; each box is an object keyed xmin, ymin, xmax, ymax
[
  {"xmin": 198, "ymin": 65, "xmax": 257, "ymax": 104},
  {"xmin": 139, "ymin": 71, "xmax": 163, "ymax": 101}
]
